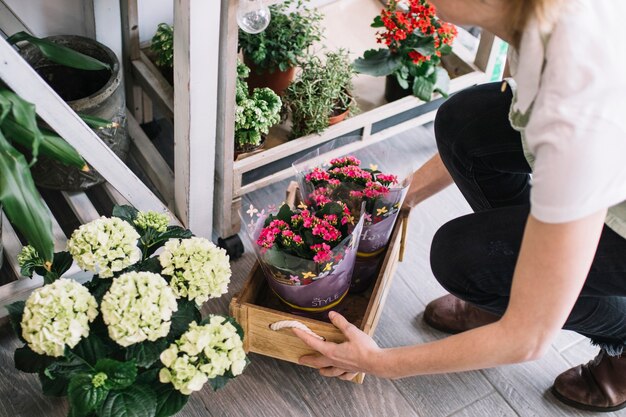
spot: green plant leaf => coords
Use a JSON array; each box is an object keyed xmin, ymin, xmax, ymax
[
  {"xmin": 412, "ymin": 76, "xmax": 435, "ymax": 102},
  {"xmin": 68, "ymin": 374, "xmax": 108, "ymax": 417},
  {"xmin": 112, "ymin": 205, "xmax": 139, "ymax": 224},
  {"xmin": 98, "ymin": 385, "xmax": 157, "ymax": 417},
  {"xmin": 370, "ymin": 15, "xmax": 384, "ymax": 28},
  {"xmin": 413, "ymin": 37, "xmax": 436, "ymax": 56},
  {"xmin": 127, "ymin": 256, "xmax": 162, "ymax": 274},
  {"xmin": 44, "ymin": 355, "xmax": 92, "ymax": 380},
  {"xmin": 439, "ymin": 44, "xmax": 453, "ymax": 56},
  {"xmin": 208, "ymin": 375, "xmax": 230, "ymax": 391},
  {"xmin": 71, "ymin": 335, "xmax": 110, "ymax": 366},
  {"xmin": 95, "ymin": 359, "xmax": 138, "ymax": 390},
  {"xmin": 43, "ymin": 251, "xmax": 74, "ymax": 283},
  {"xmin": 39, "ymin": 371, "xmax": 69, "ymax": 397},
  {"xmin": 1, "ymin": 117, "xmax": 86, "ymax": 169},
  {"xmin": 0, "ymin": 89, "xmax": 43, "ymax": 165},
  {"xmin": 433, "ymin": 67, "xmax": 451, "ymax": 97},
  {"xmin": 125, "ymin": 339, "xmax": 169, "ymax": 368},
  {"xmin": 140, "ymin": 226, "xmax": 193, "ymax": 258},
  {"xmin": 84, "ymin": 278, "xmax": 114, "ymax": 304},
  {"xmin": 7, "ymin": 32, "xmax": 111, "ymax": 71},
  {"xmin": 135, "ymin": 369, "xmax": 159, "ymax": 384},
  {"xmin": 155, "ymin": 384, "xmax": 189, "ymax": 417},
  {"xmin": 353, "ymin": 49, "xmax": 402, "ymax": 77},
  {"xmin": 0, "ymin": 131, "xmax": 54, "ymax": 262},
  {"xmin": 168, "ymin": 299, "xmax": 201, "ymax": 339},
  {"xmin": 78, "ymin": 114, "xmax": 118, "ymax": 130},
  {"xmin": 6, "ymin": 300, "xmax": 25, "ymax": 341},
  {"xmin": 14, "ymin": 346, "xmax": 54, "ymax": 373}
]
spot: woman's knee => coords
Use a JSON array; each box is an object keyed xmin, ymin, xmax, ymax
[{"xmin": 430, "ymin": 217, "xmax": 473, "ymax": 294}]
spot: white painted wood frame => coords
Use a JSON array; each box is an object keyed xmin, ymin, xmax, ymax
[
  {"xmin": 173, "ymin": 0, "xmax": 221, "ymax": 239},
  {"xmin": 0, "ymin": 37, "xmax": 173, "ymax": 219}
]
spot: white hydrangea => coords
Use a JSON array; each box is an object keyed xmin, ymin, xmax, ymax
[
  {"xmin": 159, "ymin": 317, "xmax": 247, "ymax": 395},
  {"xmin": 101, "ymin": 271, "xmax": 178, "ymax": 347},
  {"xmin": 67, "ymin": 217, "xmax": 141, "ymax": 278},
  {"xmin": 21, "ymin": 278, "xmax": 98, "ymax": 357},
  {"xmin": 159, "ymin": 237, "xmax": 231, "ymax": 305},
  {"xmin": 134, "ymin": 211, "xmax": 169, "ymax": 233}
]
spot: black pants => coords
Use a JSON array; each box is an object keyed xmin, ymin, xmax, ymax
[{"xmin": 430, "ymin": 82, "xmax": 626, "ymax": 356}]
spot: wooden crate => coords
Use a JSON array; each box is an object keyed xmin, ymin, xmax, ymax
[{"xmin": 229, "ymin": 208, "xmax": 409, "ymax": 383}]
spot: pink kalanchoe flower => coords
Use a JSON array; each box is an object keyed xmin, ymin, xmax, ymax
[{"xmin": 375, "ymin": 173, "xmax": 398, "ymax": 184}]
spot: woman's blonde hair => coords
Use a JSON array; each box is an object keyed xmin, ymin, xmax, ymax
[{"xmin": 506, "ymin": 0, "xmax": 563, "ymax": 48}]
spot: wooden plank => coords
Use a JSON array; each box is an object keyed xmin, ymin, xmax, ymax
[
  {"xmin": 120, "ymin": 0, "xmax": 144, "ymax": 121},
  {"xmin": 235, "ymin": 111, "xmax": 437, "ymax": 197},
  {"xmin": 173, "ymin": 0, "xmax": 221, "ymax": 238},
  {"xmin": 102, "ymin": 182, "xmax": 130, "ymax": 206},
  {"xmin": 0, "ymin": 36, "xmax": 173, "ymax": 217},
  {"xmin": 214, "ymin": 0, "xmax": 239, "ymax": 238},
  {"xmin": 449, "ymin": 392, "xmax": 517, "ymax": 417},
  {"xmin": 61, "ymin": 192, "xmax": 101, "ymax": 223},
  {"xmin": 0, "ymin": 0, "xmax": 31, "ymax": 36},
  {"xmin": 92, "ymin": 0, "xmax": 124, "ymax": 63},
  {"xmin": 126, "ymin": 110, "xmax": 175, "ymax": 206},
  {"xmin": 131, "ymin": 52, "xmax": 174, "ymax": 117}
]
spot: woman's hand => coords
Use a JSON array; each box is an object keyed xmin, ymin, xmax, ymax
[{"xmin": 292, "ymin": 311, "xmax": 385, "ymax": 380}]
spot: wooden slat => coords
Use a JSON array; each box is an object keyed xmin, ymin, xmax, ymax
[
  {"xmin": 0, "ymin": 0, "xmax": 31, "ymax": 36},
  {"xmin": 173, "ymin": 0, "xmax": 221, "ymax": 238},
  {"xmin": 0, "ymin": 36, "xmax": 174, "ymax": 218},
  {"xmin": 235, "ymin": 111, "xmax": 438, "ymax": 197},
  {"xmin": 126, "ymin": 110, "xmax": 175, "ymax": 206},
  {"xmin": 102, "ymin": 182, "xmax": 130, "ymax": 206},
  {"xmin": 61, "ymin": 192, "xmax": 101, "ymax": 223},
  {"xmin": 130, "ymin": 52, "xmax": 174, "ymax": 117},
  {"xmin": 213, "ymin": 0, "xmax": 240, "ymax": 239},
  {"xmin": 120, "ymin": 0, "xmax": 144, "ymax": 121}
]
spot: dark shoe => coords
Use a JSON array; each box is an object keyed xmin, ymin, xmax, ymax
[
  {"xmin": 552, "ymin": 350, "xmax": 626, "ymax": 412},
  {"xmin": 423, "ymin": 294, "xmax": 500, "ymax": 334}
]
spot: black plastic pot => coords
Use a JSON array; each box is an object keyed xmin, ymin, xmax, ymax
[
  {"xmin": 384, "ymin": 75, "xmax": 413, "ymax": 102},
  {"xmin": 20, "ymin": 35, "xmax": 129, "ymax": 191}
]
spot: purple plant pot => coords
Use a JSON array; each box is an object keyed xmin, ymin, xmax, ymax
[
  {"xmin": 349, "ymin": 213, "xmax": 400, "ymax": 293},
  {"xmin": 266, "ymin": 247, "xmax": 357, "ymax": 314}
]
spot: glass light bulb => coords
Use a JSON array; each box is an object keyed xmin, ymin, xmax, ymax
[{"xmin": 237, "ymin": 0, "xmax": 271, "ymax": 34}]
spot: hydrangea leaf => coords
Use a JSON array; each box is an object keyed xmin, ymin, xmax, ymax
[
  {"xmin": 14, "ymin": 346, "xmax": 54, "ymax": 373},
  {"xmin": 95, "ymin": 358, "xmax": 138, "ymax": 390},
  {"xmin": 124, "ymin": 339, "xmax": 169, "ymax": 368},
  {"xmin": 68, "ymin": 374, "xmax": 108, "ymax": 417},
  {"xmin": 98, "ymin": 384, "xmax": 156, "ymax": 417},
  {"xmin": 155, "ymin": 384, "xmax": 189, "ymax": 417}
]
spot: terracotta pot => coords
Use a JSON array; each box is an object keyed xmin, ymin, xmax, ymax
[
  {"xmin": 243, "ymin": 56, "xmax": 295, "ymax": 96},
  {"xmin": 20, "ymin": 35, "xmax": 129, "ymax": 191},
  {"xmin": 384, "ymin": 74, "xmax": 412, "ymax": 102},
  {"xmin": 234, "ymin": 135, "xmax": 266, "ymax": 160},
  {"xmin": 328, "ymin": 108, "xmax": 349, "ymax": 126}
]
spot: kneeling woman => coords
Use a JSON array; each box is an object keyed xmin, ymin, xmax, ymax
[{"xmin": 293, "ymin": 0, "xmax": 626, "ymax": 412}]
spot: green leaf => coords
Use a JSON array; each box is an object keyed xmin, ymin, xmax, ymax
[
  {"xmin": 125, "ymin": 339, "xmax": 169, "ymax": 368},
  {"xmin": 396, "ymin": 73, "xmax": 409, "ymax": 90},
  {"xmin": 155, "ymin": 384, "xmax": 189, "ymax": 417},
  {"xmin": 169, "ymin": 299, "xmax": 201, "ymax": 339},
  {"xmin": 1, "ymin": 89, "xmax": 43, "ymax": 165},
  {"xmin": 6, "ymin": 300, "xmax": 25, "ymax": 341},
  {"xmin": 0, "ymin": 131, "xmax": 54, "ymax": 262},
  {"xmin": 44, "ymin": 354, "xmax": 91, "ymax": 379},
  {"xmin": 78, "ymin": 114, "xmax": 117, "ymax": 130},
  {"xmin": 98, "ymin": 385, "xmax": 157, "ymax": 417},
  {"xmin": 353, "ymin": 49, "xmax": 402, "ymax": 77},
  {"xmin": 1, "ymin": 117, "xmax": 86, "ymax": 169},
  {"xmin": 140, "ymin": 226, "xmax": 193, "ymax": 258},
  {"xmin": 95, "ymin": 359, "xmax": 138, "ymax": 390},
  {"xmin": 135, "ymin": 369, "xmax": 159, "ymax": 384},
  {"xmin": 112, "ymin": 205, "xmax": 139, "ymax": 224},
  {"xmin": 71, "ymin": 335, "xmax": 110, "ymax": 366},
  {"xmin": 43, "ymin": 251, "xmax": 73, "ymax": 283},
  {"xmin": 126, "ymin": 256, "xmax": 161, "ymax": 274},
  {"xmin": 370, "ymin": 15, "xmax": 384, "ymax": 28},
  {"xmin": 208, "ymin": 375, "xmax": 230, "ymax": 391},
  {"xmin": 439, "ymin": 44, "xmax": 453, "ymax": 56},
  {"xmin": 433, "ymin": 67, "xmax": 451, "ymax": 97},
  {"xmin": 39, "ymin": 371, "xmax": 69, "ymax": 397},
  {"xmin": 413, "ymin": 37, "xmax": 436, "ymax": 56},
  {"xmin": 14, "ymin": 346, "xmax": 54, "ymax": 373},
  {"xmin": 68, "ymin": 374, "xmax": 108, "ymax": 417},
  {"xmin": 84, "ymin": 278, "xmax": 113, "ymax": 304},
  {"xmin": 412, "ymin": 76, "xmax": 435, "ymax": 102},
  {"xmin": 7, "ymin": 32, "xmax": 111, "ymax": 71}
]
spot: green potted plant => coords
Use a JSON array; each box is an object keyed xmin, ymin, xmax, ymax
[
  {"xmin": 353, "ymin": 0, "xmax": 457, "ymax": 102},
  {"xmin": 238, "ymin": 0, "xmax": 324, "ymax": 95},
  {"xmin": 283, "ymin": 50, "xmax": 358, "ymax": 139},
  {"xmin": 150, "ymin": 22, "xmax": 174, "ymax": 84},
  {"xmin": 234, "ymin": 61, "xmax": 282, "ymax": 158},
  {"xmin": 0, "ymin": 87, "xmax": 96, "ymax": 268},
  {"xmin": 9, "ymin": 32, "xmax": 129, "ymax": 191}
]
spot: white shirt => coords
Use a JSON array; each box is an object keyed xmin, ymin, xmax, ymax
[{"xmin": 508, "ymin": 0, "xmax": 626, "ymax": 235}]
